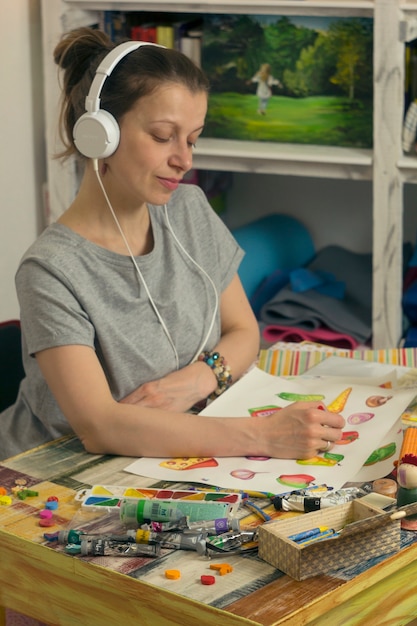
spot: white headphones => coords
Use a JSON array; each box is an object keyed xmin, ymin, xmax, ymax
[{"xmin": 73, "ymin": 41, "xmax": 163, "ymax": 159}]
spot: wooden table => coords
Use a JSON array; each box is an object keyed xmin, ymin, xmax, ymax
[{"xmin": 1, "ymin": 435, "xmax": 417, "ymax": 626}]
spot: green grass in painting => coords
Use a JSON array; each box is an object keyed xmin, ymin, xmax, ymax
[{"xmin": 203, "ymin": 93, "xmax": 373, "ymax": 148}]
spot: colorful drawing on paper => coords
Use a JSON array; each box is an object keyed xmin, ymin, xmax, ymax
[
  {"xmin": 124, "ymin": 368, "xmax": 416, "ymax": 492},
  {"xmin": 158, "ymin": 458, "xmax": 218, "ymax": 471}
]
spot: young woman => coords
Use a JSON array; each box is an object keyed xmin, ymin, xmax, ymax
[
  {"xmin": 0, "ymin": 27, "xmax": 344, "ymax": 461},
  {"xmin": 250, "ymin": 63, "xmax": 281, "ymax": 115}
]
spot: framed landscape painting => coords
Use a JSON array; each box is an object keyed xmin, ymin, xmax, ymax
[{"xmin": 201, "ymin": 15, "xmax": 373, "ymax": 148}]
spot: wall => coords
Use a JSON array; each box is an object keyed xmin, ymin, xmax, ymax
[{"xmin": 0, "ymin": 0, "xmax": 45, "ymax": 321}]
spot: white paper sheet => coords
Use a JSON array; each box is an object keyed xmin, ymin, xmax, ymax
[{"xmin": 124, "ymin": 368, "xmax": 416, "ymax": 493}]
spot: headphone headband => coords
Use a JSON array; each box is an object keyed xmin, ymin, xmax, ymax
[{"xmin": 74, "ymin": 40, "xmax": 164, "ymax": 159}]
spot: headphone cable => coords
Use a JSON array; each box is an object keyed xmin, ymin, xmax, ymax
[{"xmin": 93, "ymin": 160, "xmax": 180, "ymax": 369}]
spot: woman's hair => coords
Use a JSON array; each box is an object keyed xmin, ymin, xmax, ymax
[
  {"xmin": 53, "ymin": 27, "xmax": 210, "ymax": 160},
  {"xmin": 257, "ymin": 64, "xmax": 272, "ymax": 82}
]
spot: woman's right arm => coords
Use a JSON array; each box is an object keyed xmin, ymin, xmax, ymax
[{"xmin": 36, "ymin": 344, "xmax": 345, "ymax": 459}]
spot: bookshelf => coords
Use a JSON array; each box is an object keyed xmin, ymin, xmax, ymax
[{"xmin": 41, "ymin": 0, "xmax": 417, "ymax": 349}]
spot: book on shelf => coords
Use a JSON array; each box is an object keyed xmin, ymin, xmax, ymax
[
  {"xmin": 403, "ymin": 39, "xmax": 417, "ymax": 153},
  {"xmin": 156, "ymin": 25, "xmax": 175, "ymax": 49},
  {"xmin": 175, "ymin": 18, "xmax": 203, "ymax": 67},
  {"xmin": 97, "ymin": 11, "xmax": 202, "ymax": 67},
  {"xmin": 130, "ymin": 24, "xmax": 157, "ymax": 43},
  {"xmin": 99, "ymin": 11, "xmax": 128, "ymax": 42},
  {"xmin": 405, "ymin": 39, "xmax": 417, "ymax": 113}
]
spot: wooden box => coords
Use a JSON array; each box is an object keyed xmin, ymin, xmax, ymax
[{"xmin": 258, "ymin": 500, "xmax": 400, "ymax": 581}]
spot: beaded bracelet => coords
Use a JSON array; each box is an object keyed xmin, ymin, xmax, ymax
[{"xmin": 198, "ymin": 351, "xmax": 233, "ymax": 399}]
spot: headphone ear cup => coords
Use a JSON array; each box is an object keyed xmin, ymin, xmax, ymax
[{"xmin": 73, "ymin": 109, "xmax": 120, "ymax": 159}]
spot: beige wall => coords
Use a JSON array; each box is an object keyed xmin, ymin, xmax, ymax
[{"xmin": 0, "ymin": 0, "xmax": 45, "ymax": 321}]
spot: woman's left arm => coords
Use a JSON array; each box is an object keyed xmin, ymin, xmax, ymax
[{"xmin": 121, "ymin": 274, "xmax": 260, "ymax": 411}]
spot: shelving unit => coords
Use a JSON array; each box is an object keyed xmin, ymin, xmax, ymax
[{"xmin": 41, "ymin": 0, "xmax": 417, "ymax": 348}]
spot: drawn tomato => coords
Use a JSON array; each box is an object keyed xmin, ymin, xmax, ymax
[
  {"xmin": 276, "ymin": 474, "xmax": 316, "ymax": 488},
  {"xmin": 335, "ymin": 431, "xmax": 359, "ymax": 445}
]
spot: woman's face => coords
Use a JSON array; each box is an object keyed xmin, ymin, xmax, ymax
[{"xmin": 105, "ymin": 83, "xmax": 207, "ymax": 209}]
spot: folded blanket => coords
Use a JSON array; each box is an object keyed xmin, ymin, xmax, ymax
[
  {"xmin": 259, "ymin": 246, "xmax": 372, "ymax": 344},
  {"xmin": 261, "ymin": 324, "xmax": 360, "ymax": 349}
]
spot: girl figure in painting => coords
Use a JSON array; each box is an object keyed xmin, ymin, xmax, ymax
[
  {"xmin": 0, "ymin": 27, "xmax": 344, "ymax": 462},
  {"xmin": 249, "ymin": 63, "xmax": 281, "ymax": 115}
]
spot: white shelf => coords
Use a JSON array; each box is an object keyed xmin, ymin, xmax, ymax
[
  {"xmin": 64, "ymin": 0, "xmax": 374, "ymax": 17},
  {"xmin": 194, "ymin": 139, "xmax": 373, "ymax": 178},
  {"xmin": 400, "ymin": 0, "xmax": 417, "ymax": 10},
  {"xmin": 43, "ymin": 0, "xmax": 412, "ymax": 349},
  {"xmin": 398, "ymin": 154, "xmax": 417, "ymax": 182}
]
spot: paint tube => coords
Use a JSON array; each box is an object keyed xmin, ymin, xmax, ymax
[
  {"xmin": 146, "ymin": 516, "xmax": 240, "ymax": 535},
  {"xmin": 184, "ymin": 517, "xmax": 241, "ymax": 535},
  {"xmin": 144, "ymin": 517, "xmax": 190, "ymax": 533},
  {"xmin": 273, "ymin": 487, "xmax": 367, "ymax": 513},
  {"xmin": 133, "ymin": 528, "xmax": 207, "ymax": 554},
  {"xmin": 80, "ymin": 538, "xmax": 160, "ymax": 557},
  {"xmin": 58, "ymin": 529, "xmax": 137, "ymax": 545},
  {"xmin": 119, "ymin": 498, "xmax": 232, "ymax": 525},
  {"xmin": 206, "ymin": 529, "xmax": 257, "ymax": 552}
]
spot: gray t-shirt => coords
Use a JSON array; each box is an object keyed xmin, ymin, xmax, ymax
[{"xmin": 0, "ymin": 184, "xmax": 243, "ymax": 460}]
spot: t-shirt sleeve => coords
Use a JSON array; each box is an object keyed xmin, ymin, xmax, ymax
[{"xmin": 16, "ymin": 257, "xmax": 95, "ymax": 357}]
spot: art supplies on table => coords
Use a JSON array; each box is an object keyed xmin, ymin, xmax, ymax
[
  {"xmin": 258, "ymin": 499, "xmax": 403, "ymax": 580},
  {"xmin": 74, "ymin": 484, "xmax": 242, "ymax": 519},
  {"xmin": 272, "ymin": 487, "xmax": 366, "ymax": 512}
]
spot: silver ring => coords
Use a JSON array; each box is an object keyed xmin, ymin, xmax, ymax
[{"xmin": 321, "ymin": 440, "xmax": 331, "ymax": 452}]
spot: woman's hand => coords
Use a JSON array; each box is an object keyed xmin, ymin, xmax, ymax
[
  {"xmin": 120, "ymin": 361, "xmax": 216, "ymax": 412},
  {"xmin": 255, "ymin": 402, "xmax": 345, "ymax": 460}
]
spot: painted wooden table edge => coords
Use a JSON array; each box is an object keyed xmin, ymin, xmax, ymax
[
  {"xmin": 223, "ymin": 539, "xmax": 417, "ymax": 625},
  {"xmin": 0, "ymin": 529, "xmax": 259, "ymax": 626},
  {"xmin": 2, "ymin": 524, "xmax": 417, "ymax": 626}
]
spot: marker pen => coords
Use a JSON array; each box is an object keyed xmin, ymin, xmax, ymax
[
  {"xmin": 296, "ymin": 529, "xmax": 338, "ymax": 546},
  {"xmin": 288, "ymin": 526, "xmax": 329, "ymax": 542},
  {"xmin": 191, "ymin": 486, "xmax": 275, "ymax": 499},
  {"xmin": 244, "ymin": 500, "xmax": 272, "ymax": 521}
]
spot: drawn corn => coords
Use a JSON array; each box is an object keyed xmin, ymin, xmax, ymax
[{"xmin": 399, "ymin": 426, "xmax": 417, "ymax": 462}]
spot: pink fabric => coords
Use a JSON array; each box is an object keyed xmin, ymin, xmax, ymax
[{"xmin": 262, "ymin": 324, "xmax": 359, "ymax": 350}]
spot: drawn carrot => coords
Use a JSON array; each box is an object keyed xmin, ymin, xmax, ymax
[{"xmin": 327, "ymin": 387, "xmax": 352, "ymax": 413}]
